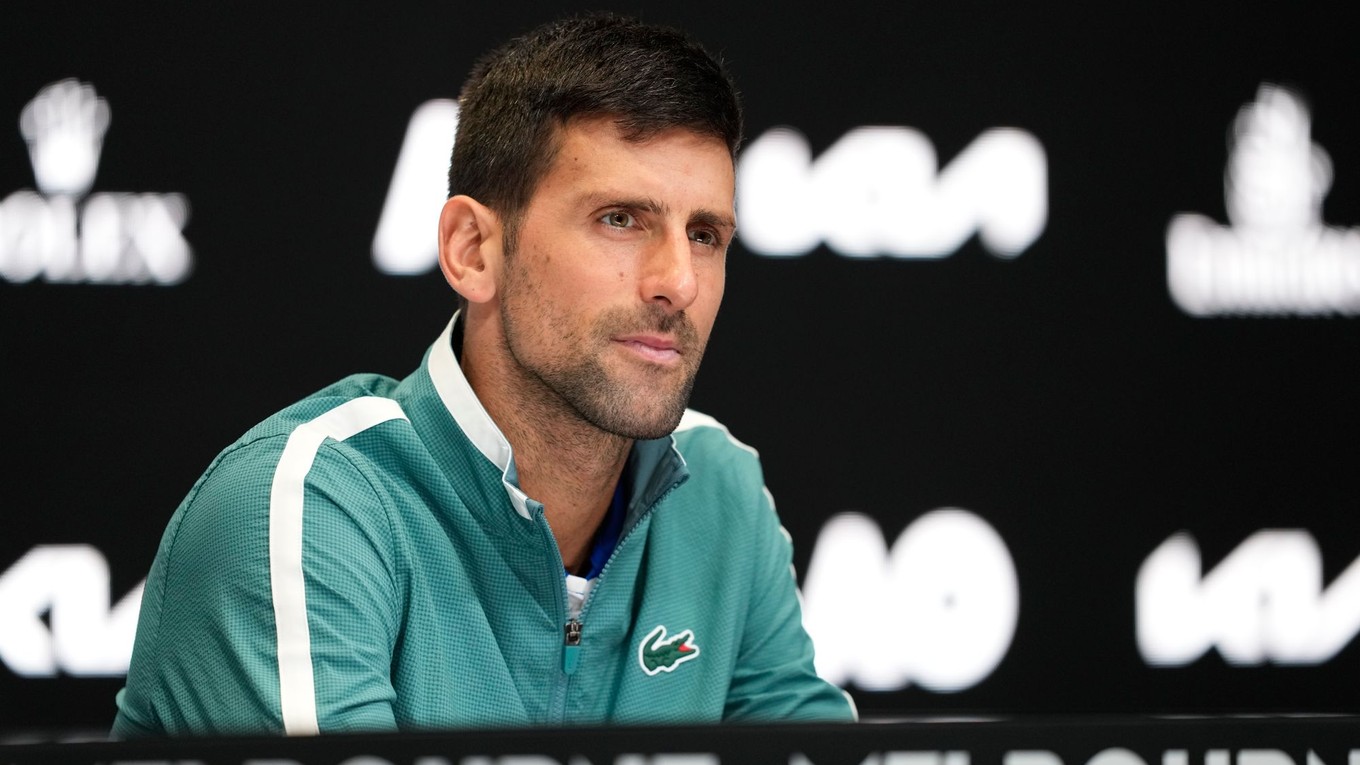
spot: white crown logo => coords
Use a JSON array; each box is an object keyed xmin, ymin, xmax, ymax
[
  {"xmin": 1166, "ymin": 83, "xmax": 1360, "ymax": 316},
  {"xmin": 19, "ymin": 79, "xmax": 111, "ymax": 198},
  {"xmin": 1225, "ymin": 84, "xmax": 1332, "ymax": 236}
]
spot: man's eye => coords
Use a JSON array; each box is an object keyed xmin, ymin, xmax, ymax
[
  {"xmin": 689, "ymin": 229, "xmax": 716, "ymax": 246},
  {"xmin": 603, "ymin": 211, "xmax": 634, "ymax": 228}
]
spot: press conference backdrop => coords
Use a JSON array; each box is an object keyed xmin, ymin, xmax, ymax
[{"xmin": 3, "ymin": 0, "xmax": 1358, "ymax": 733}]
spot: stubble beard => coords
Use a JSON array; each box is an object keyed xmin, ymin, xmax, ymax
[{"xmin": 499, "ymin": 266, "xmax": 706, "ymax": 442}]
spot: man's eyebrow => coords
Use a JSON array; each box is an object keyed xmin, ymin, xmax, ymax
[
  {"xmin": 690, "ymin": 209, "xmax": 736, "ymax": 234},
  {"xmin": 579, "ymin": 192, "xmax": 735, "ymax": 232},
  {"xmin": 579, "ymin": 193, "xmax": 668, "ymax": 216}
]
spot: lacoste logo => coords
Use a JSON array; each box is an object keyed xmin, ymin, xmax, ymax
[{"xmin": 638, "ymin": 625, "xmax": 700, "ymax": 676}]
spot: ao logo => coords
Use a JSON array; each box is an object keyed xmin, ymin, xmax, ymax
[
  {"xmin": 1137, "ymin": 530, "xmax": 1360, "ymax": 665},
  {"xmin": 0, "ymin": 545, "xmax": 142, "ymax": 676},
  {"xmin": 372, "ymin": 99, "xmax": 460, "ymax": 275},
  {"xmin": 800, "ymin": 509, "xmax": 1019, "ymax": 692},
  {"xmin": 370, "ymin": 103, "xmax": 1048, "ymax": 273}
]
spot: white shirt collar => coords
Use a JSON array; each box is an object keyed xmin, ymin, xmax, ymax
[{"xmin": 425, "ymin": 313, "xmax": 533, "ymax": 519}]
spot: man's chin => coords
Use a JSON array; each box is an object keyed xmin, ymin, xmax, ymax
[
  {"xmin": 588, "ymin": 404, "xmax": 688, "ymax": 441},
  {"xmin": 582, "ymin": 362, "xmax": 697, "ymax": 439},
  {"xmin": 621, "ymin": 419, "xmax": 686, "ymax": 441},
  {"xmin": 575, "ymin": 384, "xmax": 691, "ymax": 440}
]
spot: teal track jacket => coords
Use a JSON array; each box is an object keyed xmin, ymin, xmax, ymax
[{"xmin": 113, "ymin": 318, "xmax": 853, "ymax": 735}]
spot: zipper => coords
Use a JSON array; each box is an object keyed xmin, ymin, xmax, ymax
[
  {"xmin": 573, "ymin": 479, "xmax": 683, "ymax": 625},
  {"xmin": 550, "ymin": 472, "xmax": 685, "ymax": 715},
  {"xmin": 563, "ymin": 618, "xmax": 582, "ymax": 675}
]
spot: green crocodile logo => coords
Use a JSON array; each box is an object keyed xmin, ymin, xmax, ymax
[{"xmin": 638, "ymin": 625, "xmax": 700, "ymax": 676}]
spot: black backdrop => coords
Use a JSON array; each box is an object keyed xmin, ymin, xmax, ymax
[{"xmin": 3, "ymin": 0, "xmax": 1358, "ymax": 733}]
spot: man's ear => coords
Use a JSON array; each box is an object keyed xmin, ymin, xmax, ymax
[{"xmin": 438, "ymin": 195, "xmax": 503, "ymax": 304}]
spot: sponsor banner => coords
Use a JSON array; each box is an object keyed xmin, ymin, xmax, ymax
[{"xmin": 4, "ymin": 718, "xmax": 1360, "ymax": 763}]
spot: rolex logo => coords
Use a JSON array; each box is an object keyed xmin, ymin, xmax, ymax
[{"xmin": 1, "ymin": 79, "xmax": 193, "ymax": 285}]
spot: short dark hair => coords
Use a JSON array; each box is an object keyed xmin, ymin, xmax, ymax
[{"xmin": 448, "ymin": 12, "xmax": 744, "ymax": 227}]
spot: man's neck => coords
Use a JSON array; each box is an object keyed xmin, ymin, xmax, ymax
[
  {"xmin": 504, "ymin": 413, "xmax": 630, "ymax": 573},
  {"xmin": 460, "ymin": 318, "xmax": 632, "ymax": 573}
]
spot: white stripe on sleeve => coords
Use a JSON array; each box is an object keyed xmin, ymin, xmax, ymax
[{"xmin": 268, "ymin": 396, "xmax": 408, "ymax": 735}]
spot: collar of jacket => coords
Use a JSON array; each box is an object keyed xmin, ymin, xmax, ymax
[{"xmin": 425, "ymin": 312, "xmax": 689, "ymax": 522}]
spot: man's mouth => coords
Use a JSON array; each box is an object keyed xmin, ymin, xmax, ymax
[{"xmin": 613, "ymin": 333, "xmax": 683, "ymax": 364}]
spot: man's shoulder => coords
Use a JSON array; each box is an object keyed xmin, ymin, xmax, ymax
[
  {"xmin": 187, "ymin": 373, "xmax": 410, "ymax": 496},
  {"xmin": 235, "ymin": 373, "xmax": 405, "ymax": 444},
  {"xmin": 671, "ymin": 408, "xmax": 761, "ymax": 463},
  {"xmin": 167, "ymin": 373, "xmax": 415, "ymax": 559},
  {"xmin": 668, "ymin": 409, "xmax": 768, "ymax": 503}
]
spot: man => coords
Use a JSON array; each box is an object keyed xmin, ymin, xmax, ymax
[{"xmin": 112, "ymin": 13, "xmax": 854, "ymax": 736}]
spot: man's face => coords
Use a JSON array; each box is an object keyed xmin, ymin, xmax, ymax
[{"xmin": 496, "ymin": 115, "xmax": 735, "ymax": 440}]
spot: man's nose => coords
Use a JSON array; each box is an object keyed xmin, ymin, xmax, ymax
[{"xmin": 640, "ymin": 229, "xmax": 698, "ymax": 312}]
